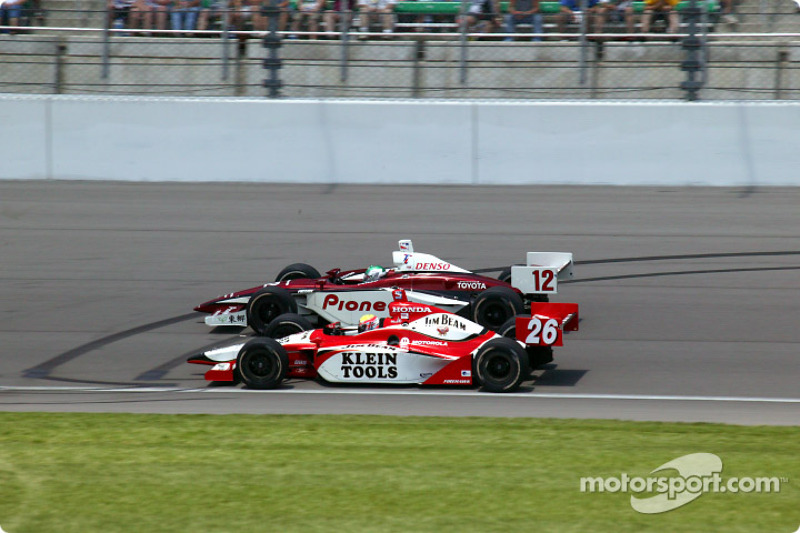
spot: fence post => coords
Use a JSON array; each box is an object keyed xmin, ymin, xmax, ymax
[
  {"xmin": 680, "ymin": 0, "xmax": 704, "ymax": 101},
  {"xmin": 262, "ymin": 0, "xmax": 283, "ymax": 96},
  {"xmin": 102, "ymin": 4, "xmax": 111, "ymax": 80},
  {"xmin": 53, "ymin": 40, "xmax": 66, "ymax": 94},
  {"xmin": 339, "ymin": 4, "xmax": 352, "ymax": 82},
  {"xmin": 459, "ymin": 0, "xmax": 468, "ymax": 85},
  {"xmin": 578, "ymin": 0, "xmax": 587, "ymax": 86},
  {"xmin": 221, "ymin": 0, "xmax": 231, "ymax": 80}
]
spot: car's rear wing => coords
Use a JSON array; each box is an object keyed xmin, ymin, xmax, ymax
[
  {"xmin": 515, "ymin": 302, "xmax": 579, "ymax": 347},
  {"xmin": 510, "ymin": 252, "xmax": 574, "ymax": 296}
]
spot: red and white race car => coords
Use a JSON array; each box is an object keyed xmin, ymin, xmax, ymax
[
  {"xmin": 188, "ymin": 289, "xmax": 579, "ymax": 393},
  {"xmin": 195, "ymin": 240, "xmax": 574, "ymax": 335}
]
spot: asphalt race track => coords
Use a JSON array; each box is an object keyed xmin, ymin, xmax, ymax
[{"xmin": 1, "ymin": 181, "xmax": 799, "ymax": 425}]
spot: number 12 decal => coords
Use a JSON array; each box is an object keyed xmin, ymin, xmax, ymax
[
  {"xmin": 525, "ymin": 317, "xmax": 560, "ymax": 346},
  {"xmin": 532, "ymin": 269, "xmax": 556, "ymax": 292}
]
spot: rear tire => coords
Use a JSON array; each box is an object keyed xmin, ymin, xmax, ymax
[
  {"xmin": 236, "ymin": 337, "xmax": 289, "ymax": 390},
  {"xmin": 246, "ymin": 287, "xmax": 298, "ymax": 336},
  {"xmin": 263, "ymin": 313, "xmax": 313, "ymax": 339},
  {"xmin": 474, "ymin": 337, "xmax": 529, "ymax": 393},
  {"xmin": 471, "ymin": 286, "xmax": 524, "ymax": 331},
  {"xmin": 499, "ymin": 317, "xmax": 553, "ymax": 369},
  {"xmin": 498, "ymin": 267, "xmax": 512, "ymax": 284},
  {"xmin": 275, "ymin": 263, "xmax": 321, "ymax": 282}
]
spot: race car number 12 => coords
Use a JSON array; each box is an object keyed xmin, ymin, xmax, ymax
[
  {"xmin": 526, "ymin": 317, "xmax": 559, "ymax": 345},
  {"xmin": 531, "ymin": 269, "xmax": 555, "ymax": 292}
]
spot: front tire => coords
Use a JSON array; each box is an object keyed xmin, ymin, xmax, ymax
[
  {"xmin": 263, "ymin": 313, "xmax": 313, "ymax": 339},
  {"xmin": 236, "ymin": 337, "xmax": 289, "ymax": 389},
  {"xmin": 471, "ymin": 286, "xmax": 524, "ymax": 331},
  {"xmin": 474, "ymin": 337, "xmax": 529, "ymax": 393},
  {"xmin": 246, "ymin": 287, "xmax": 298, "ymax": 336},
  {"xmin": 275, "ymin": 263, "xmax": 321, "ymax": 282}
]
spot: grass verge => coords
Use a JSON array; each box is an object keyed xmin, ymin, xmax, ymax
[{"xmin": 0, "ymin": 413, "xmax": 797, "ymax": 532}]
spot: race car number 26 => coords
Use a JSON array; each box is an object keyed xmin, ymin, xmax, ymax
[{"xmin": 523, "ymin": 317, "xmax": 561, "ymax": 346}]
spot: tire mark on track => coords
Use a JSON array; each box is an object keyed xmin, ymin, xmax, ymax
[
  {"xmin": 26, "ymin": 250, "xmax": 800, "ymax": 384},
  {"xmin": 566, "ymin": 266, "xmax": 800, "ymax": 284},
  {"xmin": 23, "ymin": 313, "xmax": 198, "ymax": 380},
  {"xmin": 472, "ymin": 250, "xmax": 800, "ymax": 273},
  {"xmin": 135, "ymin": 337, "xmax": 245, "ymax": 382}
]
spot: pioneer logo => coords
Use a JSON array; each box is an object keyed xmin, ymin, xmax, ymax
[
  {"xmin": 457, "ymin": 281, "xmax": 487, "ymax": 290},
  {"xmin": 322, "ymin": 294, "xmax": 387, "ymax": 312}
]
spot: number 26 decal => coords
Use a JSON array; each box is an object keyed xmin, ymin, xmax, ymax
[{"xmin": 525, "ymin": 317, "xmax": 559, "ymax": 345}]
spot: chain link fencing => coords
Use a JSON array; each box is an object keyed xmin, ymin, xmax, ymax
[{"xmin": 1, "ymin": 1, "xmax": 799, "ymax": 100}]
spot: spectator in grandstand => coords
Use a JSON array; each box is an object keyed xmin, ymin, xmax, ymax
[
  {"xmin": 504, "ymin": 0, "xmax": 542, "ymax": 41},
  {"xmin": 228, "ymin": 0, "xmax": 254, "ymax": 30},
  {"xmin": 253, "ymin": 0, "xmax": 289, "ymax": 33},
  {"xmin": 152, "ymin": 0, "xmax": 171, "ymax": 33},
  {"xmin": 719, "ymin": 0, "xmax": 737, "ymax": 23},
  {"xmin": 291, "ymin": 0, "xmax": 325, "ymax": 38},
  {"xmin": 323, "ymin": 0, "xmax": 357, "ymax": 36},
  {"xmin": 640, "ymin": 0, "xmax": 678, "ymax": 34},
  {"xmin": 171, "ymin": 0, "xmax": 201, "ymax": 34},
  {"xmin": 0, "ymin": 0, "xmax": 26, "ymax": 32},
  {"xmin": 108, "ymin": 0, "xmax": 135, "ymax": 31},
  {"xmin": 358, "ymin": 0, "xmax": 396, "ymax": 37},
  {"xmin": 595, "ymin": 0, "xmax": 634, "ymax": 35},
  {"xmin": 128, "ymin": 0, "xmax": 155, "ymax": 33},
  {"xmin": 197, "ymin": 0, "xmax": 224, "ymax": 32},
  {"xmin": 557, "ymin": 0, "xmax": 602, "ymax": 33},
  {"xmin": 462, "ymin": 0, "xmax": 501, "ymax": 33}
]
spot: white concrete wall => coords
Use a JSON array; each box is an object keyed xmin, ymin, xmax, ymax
[{"xmin": 1, "ymin": 94, "xmax": 799, "ymax": 186}]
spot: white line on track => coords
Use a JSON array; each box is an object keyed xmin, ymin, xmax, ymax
[{"xmin": 1, "ymin": 385, "xmax": 800, "ymax": 404}]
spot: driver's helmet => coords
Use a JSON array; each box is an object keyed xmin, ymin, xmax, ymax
[
  {"xmin": 364, "ymin": 265, "xmax": 385, "ymax": 282},
  {"xmin": 358, "ymin": 313, "xmax": 379, "ymax": 333}
]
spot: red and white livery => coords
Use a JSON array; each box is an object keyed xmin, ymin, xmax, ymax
[
  {"xmin": 188, "ymin": 289, "xmax": 579, "ymax": 393},
  {"xmin": 195, "ymin": 240, "xmax": 575, "ymax": 336}
]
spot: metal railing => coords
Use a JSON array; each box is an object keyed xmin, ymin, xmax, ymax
[{"xmin": 2, "ymin": 4, "xmax": 800, "ymax": 100}]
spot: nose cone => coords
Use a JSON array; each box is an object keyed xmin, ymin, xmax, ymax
[{"xmin": 194, "ymin": 298, "xmax": 221, "ymax": 313}]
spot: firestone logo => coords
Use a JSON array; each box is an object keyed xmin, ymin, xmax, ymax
[{"xmin": 580, "ymin": 453, "xmax": 786, "ymax": 514}]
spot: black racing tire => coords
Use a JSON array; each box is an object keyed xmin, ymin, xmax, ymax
[
  {"xmin": 497, "ymin": 317, "xmax": 553, "ymax": 370},
  {"xmin": 474, "ymin": 337, "xmax": 530, "ymax": 393},
  {"xmin": 498, "ymin": 316, "xmax": 518, "ymax": 339},
  {"xmin": 263, "ymin": 313, "xmax": 313, "ymax": 339},
  {"xmin": 471, "ymin": 286, "xmax": 525, "ymax": 331},
  {"xmin": 274, "ymin": 263, "xmax": 321, "ymax": 282},
  {"xmin": 498, "ymin": 267, "xmax": 512, "ymax": 284},
  {"xmin": 236, "ymin": 337, "xmax": 289, "ymax": 390},
  {"xmin": 246, "ymin": 287, "xmax": 298, "ymax": 336},
  {"xmin": 499, "ymin": 316, "xmax": 554, "ymax": 369}
]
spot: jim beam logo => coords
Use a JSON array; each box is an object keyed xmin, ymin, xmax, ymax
[
  {"xmin": 424, "ymin": 314, "xmax": 468, "ymax": 331},
  {"xmin": 340, "ymin": 351, "xmax": 398, "ymax": 379}
]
